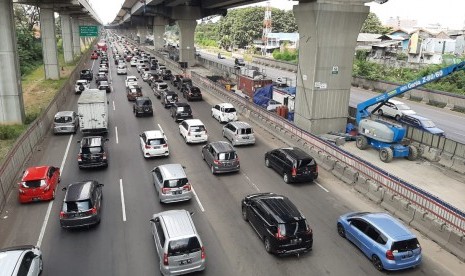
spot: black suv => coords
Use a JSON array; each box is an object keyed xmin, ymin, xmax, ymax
[
  {"xmin": 171, "ymin": 74, "xmax": 182, "ymax": 86},
  {"xmin": 60, "ymin": 180, "xmax": 104, "ymax": 228},
  {"xmin": 170, "ymin": 102, "xmax": 193, "ymax": 122},
  {"xmin": 162, "ymin": 69, "xmax": 172, "ymax": 80},
  {"xmin": 234, "ymin": 58, "xmax": 245, "ymax": 67},
  {"xmin": 133, "ymin": 96, "xmax": 153, "ymax": 117},
  {"xmin": 80, "ymin": 69, "xmax": 93, "ymax": 81},
  {"xmin": 182, "ymin": 85, "xmax": 203, "ymax": 101},
  {"xmin": 264, "ymin": 147, "xmax": 318, "ymax": 183},
  {"xmin": 78, "ymin": 136, "xmax": 109, "ymax": 169},
  {"xmin": 241, "ymin": 193, "xmax": 313, "ymax": 255}
]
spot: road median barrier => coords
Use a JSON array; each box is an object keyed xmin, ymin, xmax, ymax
[
  {"xmin": 331, "ymin": 161, "xmax": 346, "ymax": 181},
  {"xmin": 366, "ymin": 181, "xmax": 385, "ymax": 204},
  {"xmin": 317, "ymin": 152, "xmax": 337, "ymax": 171},
  {"xmin": 428, "ymin": 219, "xmax": 452, "ymax": 249},
  {"xmin": 395, "ymin": 199, "xmax": 416, "ymax": 224},
  {"xmin": 409, "ymin": 206, "xmax": 434, "ymax": 236},
  {"xmin": 380, "ymin": 190, "xmax": 400, "ymax": 214},
  {"xmin": 341, "ymin": 166, "xmax": 359, "ymax": 185},
  {"xmin": 354, "ymin": 175, "xmax": 370, "ymax": 195},
  {"xmin": 446, "ymin": 229, "xmax": 465, "ymax": 261},
  {"xmin": 438, "ymin": 151, "xmax": 454, "ymax": 168},
  {"xmin": 451, "ymin": 156, "xmax": 465, "ymax": 174},
  {"xmin": 421, "ymin": 146, "xmax": 441, "ymax": 162}
]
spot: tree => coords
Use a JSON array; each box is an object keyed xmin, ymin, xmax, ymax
[
  {"xmin": 360, "ymin": 13, "xmax": 392, "ymax": 34},
  {"xmin": 13, "ymin": 4, "xmax": 39, "ymax": 32}
]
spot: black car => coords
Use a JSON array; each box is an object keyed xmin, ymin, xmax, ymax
[
  {"xmin": 80, "ymin": 69, "xmax": 93, "ymax": 81},
  {"xmin": 60, "ymin": 180, "xmax": 103, "ymax": 228},
  {"xmin": 133, "ymin": 96, "xmax": 153, "ymax": 117},
  {"xmin": 177, "ymin": 78, "xmax": 193, "ymax": 90},
  {"xmin": 98, "ymin": 81, "xmax": 111, "ymax": 93},
  {"xmin": 171, "ymin": 74, "xmax": 182, "ymax": 86},
  {"xmin": 161, "ymin": 90, "xmax": 178, "ymax": 108},
  {"xmin": 78, "ymin": 136, "xmax": 109, "ymax": 169},
  {"xmin": 264, "ymin": 147, "xmax": 318, "ymax": 183},
  {"xmin": 162, "ymin": 69, "xmax": 172, "ymax": 80},
  {"xmin": 235, "ymin": 58, "xmax": 245, "ymax": 67},
  {"xmin": 182, "ymin": 85, "xmax": 203, "ymax": 101},
  {"xmin": 241, "ymin": 193, "xmax": 313, "ymax": 255},
  {"xmin": 170, "ymin": 102, "xmax": 193, "ymax": 122}
]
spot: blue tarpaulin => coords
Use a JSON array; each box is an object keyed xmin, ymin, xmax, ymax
[{"xmin": 253, "ymin": 85, "xmax": 274, "ymax": 108}]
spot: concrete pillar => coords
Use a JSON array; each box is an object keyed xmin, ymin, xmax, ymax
[
  {"xmin": 71, "ymin": 17, "xmax": 81, "ymax": 56},
  {"xmin": 137, "ymin": 25, "xmax": 146, "ymax": 43},
  {"xmin": 153, "ymin": 17, "xmax": 167, "ymax": 50},
  {"xmin": 61, "ymin": 14, "xmax": 73, "ymax": 63},
  {"xmin": 40, "ymin": 6, "xmax": 60, "ymax": 80},
  {"xmin": 177, "ymin": 20, "xmax": 197, "ymax": 66},
  {"xmin": 292, "ymin": 1, "xmax": 368, "ymax": 134},
  {"xmin": 0, "ymin": 0, "xmax": 25, "ymax": 123}
]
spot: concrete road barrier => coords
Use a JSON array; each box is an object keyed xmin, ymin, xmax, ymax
[
  {"xmin": 438, "ymin": 151, "xmax": 454, "ymax": 168},
  {"xmin": 446, "ymin": 229, "xmax": 465, "ymax": 261},
  {"xmin": 421, "ymin": 146, "xmax": 441, "ymax": 162},
  {"xmin": 318, "ymin": 152, "xmax": 337, "ymax": 171},
  {"xmin": 395, "ymin": 199, "xmax": 416, "ymax": 224},
  {"xmin": 331, "ymin": 162, "xmax": 346, "ymax": 181},
  {"xmin": 428, "ymin": 219, "xmax": 452, "ymax": 248},
  {"xmin": 409, "ymin": 206, "xmax": 434, "ymax": 236},
  {"xmin": 451, "ymin": 156, "xmax": 465, "ymax": 174},
  {"xmin": 354, "ymin": 175, "xmax": 370, "ymax": 195},
  {"xmin": 341, "ymin": 166, "xmax": 359, "ymax": 185},
  {"xmin": 366, "ymin": 181, "xmax": 385, "ymax": 204},
  {"xmin": 380, "ymin": 190, "xmax": 400, "ymax": 215}
]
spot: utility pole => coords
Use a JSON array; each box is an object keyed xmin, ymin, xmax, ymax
[{"xmin": 262, "ymin": 1, "xmax": 272, "ymax": 56}]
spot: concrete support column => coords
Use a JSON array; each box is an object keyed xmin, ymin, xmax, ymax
[
  {"xmin": 71, "ymin": 17, "xmax": 81, "ymax": 56},
  {"xmin": 153, "ymin": 17, "xmax": 167, "ymax": 50},
  {"xmin": 0, "ymin": 0, "xmax": 25, "ymax": 123},
  {"xmin": 40, "ymin": 6, "xmax": 60, "ymax": 80},
  {"xmin": 293, "ymin": 1, "xmax": 368, "ymax": 134},
  {"xmin": 177, "ymin": 20, "xmax": 197, "ymax": 66},
  {"xmin": 137, "ymin": 25, "xmax": 146, "ymax": 43},
  {"xmin": 61, "ymin": 14, "xmax": 73, "ymax": 63}
]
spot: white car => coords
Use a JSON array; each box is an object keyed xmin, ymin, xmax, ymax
[
  {"xmin": 99, "ymin": 64, "xmax": 108, "ymax": 73},
  {"xmin": 179, "ymin": 119, "xmax": 208, "ymax": 144},
  {"xmin": 125, "ymin": 76, "xmax": 138, "ymax": 87},
  {"xmin": 117, "ymin": 64, "xmax": 127, "ymax": 75},
  {"xmin": 211, "ymin": 103, "xmax": 238, "ymax": 123},
  {"xmin": 142, "ymin": 72, "xmax": 151, "ymax": 82},
  {"xmin": 130, "ymin": 58, "xmax": 138, "ymax": 67},
  {"xmin": 275, "ymin": 77, "xmax": 287, "ymax": 86},
  {"xmin": 137, "ymin": 64, "xmax": 147, "ymax": 73},
  {"xmin": 74, "ymin": 80, "xmax": 89, "ymax": 94},
  {"xmin": 377, "ymin": 99, "xmax": 416, "ymax": 121},
  {"xmin": 140, "ymin": 126, "xmax": 169, "ymax": 158}
]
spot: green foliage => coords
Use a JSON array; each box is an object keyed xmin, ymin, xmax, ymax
[
  {"xmin": 16, "ymin": 28, "xmax": 42, "ymax": 75},
  {"xmin": 0, "ymin": 124, "xmax": 28, "ymax": 140},
  {"xmin": 361, "ymin": 13, "xmax": 392, "ymax": 34},
  {"xmin": 272, "ymin": 49, "xmax": 298, "ymax": 62},
  {"xmin": 355, "ymin": 50, "xmax": 369, "ymax": 61}
]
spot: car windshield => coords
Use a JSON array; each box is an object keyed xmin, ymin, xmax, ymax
[
  {"xmin": 147, "ymin": 138, "xmax": 165, "ymax": 146},
  {"xmin": 278, "ymin": 220, "xmax": 307, "ymax": 236},
  {"xmin": 22, "ymin": 179, "xmax": 46, "ymax": 188},
  {"xmin": 224, "ymin": 108, "xmax": 236, "ymax": 113},
  {"xmin": 391, "ymin": 238, "xmax": 420, "ymax": 252},
  {"xmin": 421, "ymin": 119, "xmax": 436, "ymax": 128},
  {"xmin": 218, "ymin": 152, "xmax": 237, "ymax": 160},
  {"xmin": 82, "ymin": 146, "xmax": 103, "ymax": 154},
  {"xmin": 163, "ymin": 178, "xmax": 188, "ymax": 188},
  {"xmin": 397, "ymin": 104, "xmax": 411, "ymax": 111},
  {"xmin": 64, "ymin": 200, "xmax": 91, "ymax": 212},
  {"xmin": 190, "ymin": 125, "xmax": 205, "ymax": 132},
  {"xmin": 159, "ymin": 84, "xmax": 168, "ymax": 89},
  {"xmin": 168, "ymin": 237, "xmax": 201, "ymax": 256},
  {"xmin": 54, "ymin": 116, "xmax": 73, "ymax": 123}
]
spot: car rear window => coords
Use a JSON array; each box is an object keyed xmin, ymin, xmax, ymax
[
  {"xmin": 224, "ymin": 108, "xmax": 236, "ymax": 113},
  {"xmin": 64, "ymin": 200, "xmax": 91, "ymax": 212},
  {"xmin": 148, "ymin": 138, "xmax": 165, "ymax": 146},
  {"xmin": 391, "ymin": 238, "xmax": 420, "ymax": 252},
  {"xmin": 168, "ymin": 237, "xmax": 201, "ymax": 256},
  {"xmin": 137, "ymin": 99, "xmax": 151, "ymax": 106},
  {"xmin": 177, "ymin": 106, "xmax": 191, "ymax": 112},
  {"xmin": 239, "ymin": 128, "xmax": 253, "ymax": 135},
  {"xmin": 297, "ymin": 158, "xmax": 315, "ymax": 169},
  {"xmin": 191, "ymin": 87, "xmax": 201, "ymax": 93},
  {"xmin": 190, "ymin": 125, "xmax": 205, "ymax": 132},
  {"xmin": 218, "ymin": 152, "xmax": 237, "ymax": 161},
  {"xmin": 278, "ymin": 220, "xmax": 307, "ymax": 236},
  {"xmin": 54, "ymin": 116, "xmax": 73, "ymax": 123},
  {"xmin": 22, "ymin": 179, "xmax": 46, "ymax": 188},
  {"xmin": 163, "ymin": 178, "xmax": 188, "ymax": 188},
  {"xmin": 82, "ymin": 146, "xmax": 103, "ymax": 154}
]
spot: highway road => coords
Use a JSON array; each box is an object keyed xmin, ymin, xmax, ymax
[
  {"xmin": 0, "ymin": 42, "xmax": 461, "ymax": 276},
  {"xmin": 198, "ymin": 50, "xmax": 465, "ymax": 143}
]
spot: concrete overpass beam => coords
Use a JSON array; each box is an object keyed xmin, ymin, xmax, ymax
[
  {"xmin": 293, "ymin": 1, "xmax": 368, "ymax": 134},
  {"xmin": 61, "ymin": 14, "xmax": 73, "ymax": 63},
  {"xmin": 0, "ymin": 0, "xmax": 25, "ymax": 123},
  {"xmin": 40, "ymin": 6, "xmax": 60, "ymax": 80},
  {"xmin": 71, "ymin": 17, "xmax": 81, "ymax": 56},
  {"xmin": 153, "ymin": 17, "xmax": 168, "ymax": 50}
]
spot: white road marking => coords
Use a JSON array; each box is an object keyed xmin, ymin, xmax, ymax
[
  {"xmin": 37, "ymin": 134, "xmax": 73, "ymax": 247},
  {"xmin": 242, "ymin": 172, "xmax": 260, "ymax": 192},
  {"xmin": 191, "ymin": 186, "xmax": 205, "ymax": 212},
  {"xmin": 115, "ymin": 126, "xmax": 119, "ymax": 144},
  {"xmin": 120, "ymin": 179, "xmax": 127, "ymax": 222},
  {"xmin": 316, "ymin": 182, "xmax": 329, "ymax": 193},
  {"xmin": 113, "ymin": 100, "xmax": 115, "ymax": 111}
]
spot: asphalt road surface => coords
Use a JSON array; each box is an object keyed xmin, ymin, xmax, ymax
[{"xmin": 0, "ymin": 44, "xmax": 461, "ymax": 276}]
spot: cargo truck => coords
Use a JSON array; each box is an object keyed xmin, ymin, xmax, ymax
[{"xmin": 77, "ymin": 89, "xmax": 109, "ymax": 135}]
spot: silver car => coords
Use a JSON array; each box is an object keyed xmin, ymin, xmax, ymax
[
  {"xmin": 150, "ymin": 210, "xmax": 206, "ymax": 276},
  {"xmin": 53, "ymin": 111, "xmax": 79, "ymax": 134},
  {"xmin": 151, "ymin": 164, "xmax": 192, "ymax": 203},
  {"xmin": 222, "ymin": 121, "xmax": 255, "ymax": 146},
  {"xmin": 0, "ymin": 245, "xmax": 43, "ymax": 276},
  {"xmin": 201, "ymin": 141, "xmax": 240, "ymax": 174}
]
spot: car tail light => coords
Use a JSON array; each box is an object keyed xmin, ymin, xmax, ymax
[
  {"xmin": 291, "ymin": 167, "xmax": 297, "ymax": 176},
  {"xmin": 275, "ymin": 227, "xmax": 286, "ymax": 240},
  {"xmin": 386, "ymin": 250, "xmax": 395, "ymax": 260},
  {"xmin": 77, "ymin": 154, "xmax": 82, "ymax": 162},
  {"xmin": 19, "ymin": 189, "xmax": 25, "ymax": 194},
  {"xmin": 201, "ymin": 246, "xmax": 206, "ymax": 260},
  {"xmin": 102, "ymin": 153, "xmax": 107, "ymax": 160},
  {"xmin": 305, "ymin": 224, "xmax": 313, "ymax": 236},
  {"xmin": 60, "ymin": 211, "xmax": 66, "ymax": 219},
  {"xmin": 183, "ymin": 184, "xmax": 191, "ymax": 191},
  {"xmin": 161, "ymin": 187, "xmax": 171, "ymax": 194},
  {"xmin": 145, "ymin": 145, "xmax": 151, "ymax": 149},
  {"xmin": 163, "ymin": 144, "xmax": 168, "ymax": 148},
  {"xmin": 163, "ymin": 253, "xmax": 169, "ymax": 265},
  {"xmin": 213, "ymin": 160, "xmax": 221, "ymax": 165}
]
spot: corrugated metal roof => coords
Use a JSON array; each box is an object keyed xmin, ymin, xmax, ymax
[{"xmin": 357, "ymin": 33, "xmax": 382, "ymax": 42}]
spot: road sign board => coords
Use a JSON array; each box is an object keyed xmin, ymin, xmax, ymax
[{"xmin": 79, "ymin": 26, "xmax": 98, "ymax": 37}]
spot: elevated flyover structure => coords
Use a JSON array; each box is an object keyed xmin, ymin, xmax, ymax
[
  {"xmin": 108, "ymin": 0, "xmax": 389, "ymax": 135},
  {"xmin": 1, "ymin": 0, "xmax": 102, "ymax": 124}
]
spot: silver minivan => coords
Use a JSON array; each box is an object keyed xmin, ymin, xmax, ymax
[
  {"xmin": 222, "ymin": 121, "xmax": 255, "ymax": 146},
  {"xmin": 53, "ymin": 111, "xmax": 79, "ymax": 134},
  {"xmin": 151, "ymin": 164, "xmax": 192, "ymax": 203},
  {"xmin": 150, "ymin": 210, "xmax": 206, "ymax": 276}
]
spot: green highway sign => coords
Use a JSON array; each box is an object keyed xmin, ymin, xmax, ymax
[{"xmin": 79, "ymin": 26, "xmax": 98, "ymax": 37}]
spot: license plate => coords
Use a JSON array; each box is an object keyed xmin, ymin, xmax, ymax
[
  {"xmin": 32, "ymin": 197, "xmax": 40, "ymax": 201},
  {"xmin": 242, "ymin": 136, "xmax": 249, "ymax": 139},
  {"xmin": 154, "ymin": 146, "xmax": 160, "ymax": 149},
  {"xmin": 172, "ymin": 190, "xmax": 182, "ymax": 195},
  {"xmin": 181, "ymin": 113, "xmax": 188, "ymax": 116},
  {"xmin": 195, "ymin": 135, "xmax": 201, "ymax": 137},
  {"xmin": 179, "ymin": 259, "xmax": 192, "ymax": 265},
  {"xmin": 290, "ymin": 238, "xmax": 301, "ymax": 245}
]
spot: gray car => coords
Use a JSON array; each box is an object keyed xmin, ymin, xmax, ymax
[
  {"xmin": 201, "ymin": 141, "xmax": 240, "ymax": 174},
  {"xmin": 222, "ymin": 121, "xmax": 255, "ymax": 146},
  {"xmin": 53, "ymin": 111, "xmax": 79, "ymax": 134},
  {"xmin": 0, "ymin": 245, "xmax": 43, "ymax": 276},
  {"xmin": 151, "ymin": 164, "xmax": 193, "ymax": 203}
]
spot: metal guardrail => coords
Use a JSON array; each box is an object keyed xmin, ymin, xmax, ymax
[{"xmin": 191, "ymin": 71, "xmax": 465, "ymax": 234}]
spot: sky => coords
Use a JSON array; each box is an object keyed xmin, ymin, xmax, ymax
[{"xmin": 90, "ymin": 0, "xmax": 465, "ymax": 30}]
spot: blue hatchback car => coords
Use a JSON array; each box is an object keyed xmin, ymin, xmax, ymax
[
  {"xmin": 337, "ymin": 212, "xmax": 421, "ymax": 271},
  {"xmin": 400, "ymin": 114, "xmax": 445, "ymax": 136}
]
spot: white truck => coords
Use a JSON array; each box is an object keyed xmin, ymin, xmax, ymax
[{"xmin": 77, "ymin": 89, "xmax": 109, "ymax": 135}]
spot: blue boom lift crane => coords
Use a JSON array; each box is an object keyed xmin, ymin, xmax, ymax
[{"xmin": 355, "ymin": 61, "xmax": 465, "ymax": 163}]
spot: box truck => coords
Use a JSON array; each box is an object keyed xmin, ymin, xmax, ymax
[{"xmin": 78, "ymin": 89, "xmax": 109, "ymax": 135}]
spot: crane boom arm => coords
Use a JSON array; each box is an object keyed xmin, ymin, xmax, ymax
[{"xmin": 356, "ymin": 61, "xmax": 465, "ymax": 123}]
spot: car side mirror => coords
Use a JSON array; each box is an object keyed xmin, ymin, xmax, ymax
[
  {"xmin": 62, "ymin": 187, "xmax": 67, "ymax": 191},
  {"xmin": 98, "ymin": 183, "xmax": 104, "ymax": 187},
  {"xmin": 105, "ymin": 138, "xmax": 110, "ymax": 142},
  {"xmin": 150, "ymin": 218, "xmax": 156, "ymax": 223},
  {"xmin": 189, "ymin": 211, "xmax": 195, "ymax": 216},
  {"xmin": 77, "ymin": 140, "xmax": 81, "ymax": 143}
]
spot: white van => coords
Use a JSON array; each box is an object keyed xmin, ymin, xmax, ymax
[
  {"xmin": 377, "ymin": 99, "xmax": 416, "ymax": 121},
  {"xmin": 179, "ymin": 119, "xmax": 208, "ymax": 144},
  {"xmin": 211, "ymin": 103, "xmax": 238, "ymax": 123}
]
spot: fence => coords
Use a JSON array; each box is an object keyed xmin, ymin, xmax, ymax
[
  {"xmin": 0, "ymin": 43, "xmax": 95, "ymax": 211},
  {"xmin": 191, "ymin": 71, "xmax": 465, "ymax": 235}
]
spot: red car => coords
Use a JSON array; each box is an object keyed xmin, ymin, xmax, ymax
[
  {"xmin": 18, "ymin": 166, "xmax": 60, "ymax": 203},
  {"xmin": 91, "ymin": 52, "xmax": 98, "ymax": 59}
]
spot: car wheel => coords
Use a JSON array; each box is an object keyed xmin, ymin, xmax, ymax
[
  {"xmin": 372, "ymin": 255, "xmax": 384, "ymax": 271},
  {"xmin": 395, "ymin": 114, "xmax": 401, "ymax": 121},
  {"xmin": 407, "ymin": 145, "xmax": 418, "ymax": 161},
  {"xmin": 283, "ymin": 173, "xmax": 290, "ymax": 184},
  {"xmin": 265, "ymin": 158, "xmax": 271, "ymax": 168},
  {"xmin": 39, "ymin": 256, "xmax": 43, "ymax": 275},
  {"xmin": 242, "ymin": 206, "xmax": 248, "ymax": 221},
  {"xmin": 52, "ymin": 190, "xmax": 56, "ymax": 200},
  {"xmin": 356, "ymin": 136, "xmax": 369, "ymax": 150},
  {"xmin": 264, "ymin": 237, "xmax": 272, "ymax": 254},
  {"xmin": 379, "ymin": 147, "xmax": 393, "ymax": 163},
  {"xmin": 211, "ymin": 165, "xmax": 216, "ymax": 174},
  {"xmin": 377, "ymin": 109, "xmax": 384, "ymax": 116},
  {"xmin": 184, "ymin": 135, "xmax": 188, "ymax": 144},
  {"xmin": 337, "ymin": 223, "xmax": 346, "ymax": 238}
]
